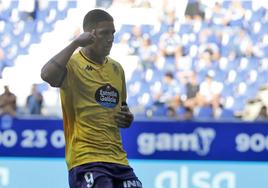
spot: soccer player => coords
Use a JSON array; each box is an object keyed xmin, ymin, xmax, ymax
[{"xmin": 41, "ymin": 9, "xmax": 142, "ymax": 188}]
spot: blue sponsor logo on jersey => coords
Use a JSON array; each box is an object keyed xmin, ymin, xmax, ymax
[{"xmin": 95, "ymin": 84, "xmax": 119, "ymax": 108}]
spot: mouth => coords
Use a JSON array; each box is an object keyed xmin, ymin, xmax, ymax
[{"xmin": 104, "ymin": 45, "xmax": 112, "ymax": 50}]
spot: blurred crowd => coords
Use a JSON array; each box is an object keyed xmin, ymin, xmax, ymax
[
  {"xmin": 0, "ymin": 0, "xmax": 75, "ymax": 74},
  {"xmin": 0, "ymin": 0, "xmax": 268, "ymax": 121},
  {"xmin": 109, "ymin": 0, "xmax": 268, "ymax": 121},
  {"xmin": 0, "ymin": 84, "xmax": 43, "ymax": 117}
]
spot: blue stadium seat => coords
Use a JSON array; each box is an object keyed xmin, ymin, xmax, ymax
[
  {"xmin": 256, "ymin": 70, "xmax": 268, "ymax": 85},
  {"xmin": 245, "ymin": 83, "xmax": 259, "ymax": 99},
  {"xmin": 235, "ymin": 70, "xmax": 247, "ymax": 84},
  {"xmin": 250, "ymin": 8, "xmax": 265, "ymax": 23},
  {"xmin": 247, "ymin": 58, "xmax": 259, "ymax": 70},
  {"xmin": 9, "ymin": 1, "xmax": 19, "ymax": 9},
  {"xmin": 47, "ymin": 1, "xmax": 58, "ymax": 9},
  {"xmin": 195, "ymin": 106, "xmax": 213, "ymax": 119},
  {"xmin": 24, "ymin": 20, "xmax": 36, "ymax": 33},
  {"xmin": 226, "ymin": 59, "xmax": 240, "ymax": 71},
  {"xmin": 57, "ymin": 9, "xmax": 68, "ymax": 20},
  {"xmin": 229, "ymin": 18, "xmax": 244, "ymax": 27},
  {"xmin": 127, "ymin": 95, "xmax": 139, "ymax": 107},
  {"xmin": 179, "ymin": 23, "xmax": 192, "ymax": 34},
  {"xmin": 37, "ymin": 82, "xmax": 49, "ymax": 92},
  {"xmin": 152, "ymin": 105, "xmax": 169, "ymax": 117},
  {"xmin": 214, "ymin": 69, "xmax": 227, "ymax": 82},
  {"xmin": 158, "ymin": 22, "xmax": 170, "ymax": 33},
  {"xmin": 67, "ymin": 0, "xmax": 77, "ymax": 8},
  {"xmin": 259, "ymin": 22, "xmax": 268, "ymax": 36},
  {"xmin": 129, "ymin": 69, "xmax": 145, "ymax": 84},
  {"xmin": 195, "ymin": 69, "xmax": 208, "ymax": 82},
  {"xmin": 175, "ymin": 106, "xmax": 186, "ymax": 119},
  {"xmin": 242, "ymin": 1, "xmax": 252, "ymax": 10},
  {"xmin": 145, "ymin": 68, "xmax": 163, "ymax": 84},
  {"xmin": 140, "ymin": 24, "xmax": 153, "ymax": 35},
  {"xmin": 36, "ymin": 9, "xmax": 48, "ymax": 21},
  {"xmin": 221, "ymin": 1, "xmax": 231, "ymax": 9},
  {"xmin": 114, "ymin": 24, "xmax": 133, "ymax": 43},
  {"xmin": 262, "ymin": 46, "xmax": 268, "ymax": 57},
  {"xmin": 232, "ymin": 96, "xmax": 247, "ymax": 112},
  {"xmin": 119, "ymin": 24, "xmax": 134, "ymax": 34},
  {"xmin": 150, "ymin": 32, "xmax": 161, "ymax": 44},
  {"xmin": 219, "ymin": 108, "xmax": 235, "ymax": 119},
  {"xmin": 3, "ymin": 22, "xmax": 13, "ymax": 33}
]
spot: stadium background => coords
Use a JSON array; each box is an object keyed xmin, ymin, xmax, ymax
[{"xmin": 0, "ymin": 0, "xmax": 268, "ymax": 188}]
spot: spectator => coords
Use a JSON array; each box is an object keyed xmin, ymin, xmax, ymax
[
  {"xmin": 195, "ymin": 49, "xmax": 215, "ymax": 72},
  {"xmin": 197, "ymin": 73, "xmax": 223, "ymax": 117},
  {"xmin": 255, "ymin": 105, "xmax": 268, "ymax": 121},
  {"xmin": 210, "ymin": 2, "xmax": 229, "ymax": 26},
  {"xmin": 128, "ymin": 25, "xmax": 144, "ymax": 55},
  {"xmin": 0, "ymin": 85, "xmax": 17, "ymax": 116},
  {"xmin": 230, "ymin": 29, "xmax": 255, "ymax": 58},
  {"xmin": 153, "ymin": 72, "xmax": 182, "ymax": 116},
  {"xmin": 159, "ymin": 26, "xmax": 181, "ymax": 58},
  {"xmin": 0, "ymin": 47, "xmax": 5, "ymax": 78},
  {"xmin": 111, "ymin": 33, "xmax": 132, "ymax": 56},
  {"xmin": 160, "ymin": 6, "xmax": 177, "ymax": 29},
  {"xmin": 175, "ymin": 46, "xmax": 193, "ymax": 77},
  {"xmin": 226, "ymin": 0, "xmax": 246, "ymax": 27},
  {"xmin": 132, "ymin": 0, "xmax": 152, "ymax": 8},
  {"xmin": 158, "ymin": 26, "xmax": 181, "ymax": 71},
  {"xmin": 26, "ymin": 84, "xmax": 43, "ymax": 115},
  {"xmin": 138, "ymin": 35, "xmax": 158, "ymax": 70},
  {"xmin": 185, "ymin": 0, "xmax": 205, "ymax": 20},
  {"xmin": 184, "ymin": 72, "xmax": 200, "ymax": 112},
  {"xmin": 96, "ymin": 0, "xmax": 113, "ymax": 9},
  {"xmin": 18, "ymin": 0, "xmax": 38, "ymax": 20}
]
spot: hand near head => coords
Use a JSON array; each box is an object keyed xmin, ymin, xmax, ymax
[
  {"xmin": 74, "ymin": 30, "xmax": 96, "ymax": 47},
  {"xmin": 114, "ymin": 105, "xmax": 134, "ymax": 128}
]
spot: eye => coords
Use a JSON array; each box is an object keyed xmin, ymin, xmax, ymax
[{"xmin": 101, "ymin": 29, "xmax": 115, "ymax": 36}]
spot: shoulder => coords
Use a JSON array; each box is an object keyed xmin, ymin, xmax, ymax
[
  {"xmin": 107, "ymin": 56, "xmax": 124, "ymax": 70},
  {"xmin": 107, "ymin": 56, "xmax": 119, "ymax": 64},
  {"xmin": 69, "ymin": 52, "xmax": 81, "ymax": 64},
  {"xmin": 67, "ymin": 51, "xmax": 83, "ymax": 71}
]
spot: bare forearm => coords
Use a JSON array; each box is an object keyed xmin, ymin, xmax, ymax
[
  {"xmin": 40, "ymin": 41, "xmax": 79, "ymax": 87},
  {"xmin": 41, "ymin": 31, "xmax": 96, "ymax": 87}
]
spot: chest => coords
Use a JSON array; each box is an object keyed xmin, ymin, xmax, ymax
[{"xmin": 73, "ymin": 63, "xmax": 122, "ymax": 95}]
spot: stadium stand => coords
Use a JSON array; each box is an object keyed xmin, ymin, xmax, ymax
[{"xmin": 0, "ymin": 0, "xmax": 267, "ymax": 121}]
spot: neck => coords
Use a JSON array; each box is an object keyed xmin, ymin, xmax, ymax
[{"xmin": 82, "ymin": 47, "xmax": 105, "ymax": 64}]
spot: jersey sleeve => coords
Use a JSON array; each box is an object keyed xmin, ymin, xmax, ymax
[{"xmin": 61, "ymin": 58, "xmax": 74, "ymax": 89}]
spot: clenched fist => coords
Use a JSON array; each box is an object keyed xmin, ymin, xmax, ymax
[
  {"xmin": 74, "ymin": 30, "xmax": 96, "ymax": 47},
  {"xmin": 114, "ymin": 105, "xmax": 134, "ymax": 128}
]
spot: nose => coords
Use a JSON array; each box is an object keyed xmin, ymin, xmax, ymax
[{"xmin": 108, "ymin": 34, "xmax": 114, "ymax": 42}]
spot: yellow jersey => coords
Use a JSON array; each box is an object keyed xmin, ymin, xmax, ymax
[{"xmin": 60, "ymin": 50, "xmax": 129, "ymax": 170}]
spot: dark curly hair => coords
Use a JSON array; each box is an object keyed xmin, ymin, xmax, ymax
[{"xmin": 83, "ymin": 9, "xmax": 114, "ymax": 31}]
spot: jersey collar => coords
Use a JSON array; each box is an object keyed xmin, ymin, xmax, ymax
[{"xmin": 79, "ymin": 50, "xmax": 108, "ymax": 66}]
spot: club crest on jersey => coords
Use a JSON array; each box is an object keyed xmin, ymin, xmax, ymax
[{"xmin": 95, "ymin": 84, "xmax": 119, "ymax": 108}]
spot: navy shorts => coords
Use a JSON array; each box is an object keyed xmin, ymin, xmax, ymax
[{"xmin": 68, "ymin": 162, "xmax": 142, "ymax": 188}]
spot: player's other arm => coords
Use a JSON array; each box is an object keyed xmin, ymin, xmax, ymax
[
  {"xmin": 40, "ymin": 31, "xmax": 96, "ymax": 87},
  {"xmin": 115, "ymin": 103, "xmax": 134, "ymax": 128},
  {"xmin": 114, "ymin": 69, "xmax": 134, "ymax": 128}
]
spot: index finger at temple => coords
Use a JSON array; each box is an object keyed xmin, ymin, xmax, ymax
[{"xmin": 91, "ymin": 29, "xmax": 96, "ymax": 35}]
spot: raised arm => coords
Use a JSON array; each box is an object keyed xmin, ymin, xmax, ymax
[{"xmin": 40, "ymin": 31, "xmax": 96, "ymax": 87}]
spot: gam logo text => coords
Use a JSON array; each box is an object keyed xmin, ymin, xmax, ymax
[{"xmin": 137, "ymin": 128, "xmax": 216, "ymax": 156}]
